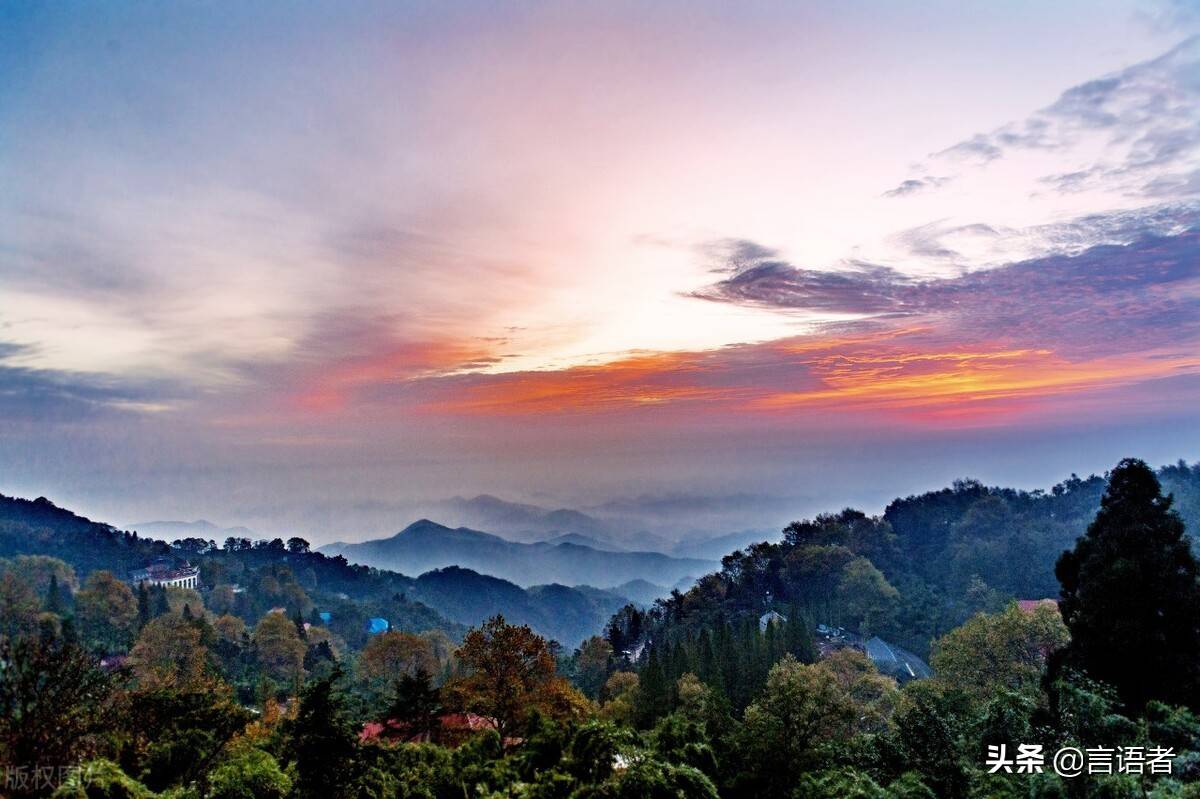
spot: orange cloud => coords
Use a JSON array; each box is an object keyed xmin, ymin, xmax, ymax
[
  {"xmin": 409, "ymin": 329, "xmax": 1200, "ymax": 423},
  {"xmin": 287, "ymin": 339, "xmax": 499, "ymax": 413}
]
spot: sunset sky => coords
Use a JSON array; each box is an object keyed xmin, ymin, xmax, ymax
[{"xmin": 2, "ymin": 1, "xmax": 1199, "ymax": 541}]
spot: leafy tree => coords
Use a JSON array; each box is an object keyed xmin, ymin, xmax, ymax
[
  {"xmin": 930, "ymin": 602, "xmax": 1068, "ymax": 707},
  {"xmin": 0, "ymin": 555, "xmax": 78, "ymax": 598},
  {"xmin": 600, "ymin": 671, "xmax": 640, "ymax": 726},
  {"xmin": 74, "ymin": 570, "xmax": 138, "ymax": 652},
  {"xmin": 208, "ymin": 583, "xmax": 238, "ymax": 615},
  {"xmin": 287, "ymin": 537, "xmax": 311, "ymax": 554},
  {"xmin": 574, "ymin": 635, "xmax": 614, "ymax": 699},
  {"xmin": 452, "ymin": 615, "xmax": 585, "ymax": 738},
  {"xmin": 123, "ymin": 685, "xmax": 252, "ymax": 792},
  {"xmin": 837, "ymin": 557, "xmax": 900, "ymax": 637},
  {"xmin": 164, "ymin": 585, "xmax": 205, "ymax": 616},
  {"xmin": 0, "ymin": 637, "xmax": 117, "ymax": 796},
  {"xmin": 50, "ymin": 759, "xmax": 155, "ymax": 799},
  {"xmin": 893, "ymin": 682, "xmax": 970, "ymax": 799},
  {"xmin": 1056, "ymin": 458, "xmax": 1200, "ymax": 710},
  {"xmin": 0, "ymin": 570, "xmax": 40, "ymax": 640},
  {"xmin": 207, "ymin": 746, "xmax": 292, "ymax": 799},
  {"xmin": 252, "ymin": 611, "xmax": 306, "ymax": 687},
  {"xmin": 130, "ymin": 612, "xmax": 211, "ymax": 690},
  {"xmin": 356, "ymin": 630, "xmax": 437, "ymax": 704},
  {"xmin": 735, "ymin": 654, "xmax": 859, "ymax": 794}
]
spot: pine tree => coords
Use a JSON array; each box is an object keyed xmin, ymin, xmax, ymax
[
  {"xmin": 44, "ymin": 574, "xmax": 63, "ymax": 615},
  {"xmin": 386, "ymin": 667, "xmax": 442, "ymax": 740},
  {"xmin": 1056, "ymin": 458, "xmax": 1200, "ymax": 710},
  {"xmin": 639, "ymin": 646, "xmax": 669, "ymax": 726},
  {"xmin": 283, "ymin": 667, "xmax": 358, "ymax": 799}
]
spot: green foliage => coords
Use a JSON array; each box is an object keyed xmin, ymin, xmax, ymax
[
  {"xmin": 5, "ymin": 461, "xmax": 1200, "ymax": 799},
  {"xmin": 76, "ymin": 571, "xmax": 139, "ymax": 653},
  {"xmin": 1057, "ymin": 458, "xmax": 1200, "ymax": 711},
  {"xmin": 50, "ymin": 758, "xmax": 156, "ymax": 799},
  {"xmin": 931, "ymin": 602, "xmax": 1068, "ymax": 707},
  {"xmin": 282, "ymin": 668, "xmax": 359, "ymax": 799},
  {"xmin": 121, "ymin": 687, "xmax": 253, "ymax": 792},
  {"xmin": 0, "ymin": 637, "xmax": 118, "ymax": 796},
  {"xmin": 205, "ymin": 747, "xmax": 291, "ymax": 799}
]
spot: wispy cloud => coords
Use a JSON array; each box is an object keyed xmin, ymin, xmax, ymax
[
  {"xmin": 0, "ymin": 342, "xmax": 180, "ymax": 422},
  {"xmin": 911, "ymin": 36, "xmax": 1200, "ymax": 201},
  {"xmin": 882, "ymin": 176, "xmax": 951, "ymax": 198}
]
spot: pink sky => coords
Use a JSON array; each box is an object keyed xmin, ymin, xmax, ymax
[{"xmin": 0, "ymin": 2, "xmax": 1198, "ymax": 539}]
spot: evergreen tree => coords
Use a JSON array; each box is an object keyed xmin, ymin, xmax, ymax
[
  {"xmin": 44, "ymin": 573, "xmax": 63, "ymax": 615},
  {"xmin": 1056, "ymin": 458, "xmax": 1200, "ymax": 710},
  {"xmin": 386, "ymin": 667, "xmax": 442, "ymax": 740},
  {"xmin": 283, "ymin": 667, "xmax": 358, "ymax": 799},
  {"xmin": 152, "ymin": 585, "xmax": 170, "ymax": 618},
  {"xmin": 136, "ymin": 582, "xmax": 151, "ymax": 629},
  {"xmin": 292, "ymin": 609, "xmax": 308, "ymax": 641},
  {"xmin": 639, "ymin": 646, "xmax": 669, "ymax": 726}
]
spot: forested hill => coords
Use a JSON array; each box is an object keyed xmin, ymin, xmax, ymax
[
  {"xmin": 0, "ymin": 493, "xmax": 628, "ymax": 646},
  {"xmin": 609, "ymin": 460, "xmax": 1200, "ymax": 659}
]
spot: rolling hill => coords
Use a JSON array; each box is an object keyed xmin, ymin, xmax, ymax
[{"xmin": 320, "ymin": 518, "xmax": 714, "ymax": 587}]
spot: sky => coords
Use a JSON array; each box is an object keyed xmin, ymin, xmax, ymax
[{"xmin": 1, "ymin": 1, "xmax": 1199, "ymax": 543}]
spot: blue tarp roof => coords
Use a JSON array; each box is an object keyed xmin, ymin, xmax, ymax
[
  {"xmin": 367, "ymin": 617, "xmax": 389, "ymax": 634},
  {"xmin": 318, "ymin": 611, "xmax": 331, "ymax": 623}
]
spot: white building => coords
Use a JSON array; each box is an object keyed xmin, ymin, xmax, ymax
[{"xmin": 130, "ymin": 560, "xmax": 200, "ymax": 590}]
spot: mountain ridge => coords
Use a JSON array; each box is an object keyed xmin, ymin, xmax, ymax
[{"xmin": 320, "ymin": 518, "xmax": 714, "ymax": 588}]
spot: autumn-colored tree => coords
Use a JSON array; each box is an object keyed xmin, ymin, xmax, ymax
[
  {"xmin": 75, "ymin": 570, "xmax": 138, "ymax": 652},
  {"xmin": 213, "ymin": 614, "xmax": 247, "ymax": 644},
  {"xmin": 130, "ymin": 613, "xmax": 211, "ymax": 689},
  {"xmin": 304, "ymin": 625, "xmax": 344, "ymax": 659},
  {"xmin": 817, "ymin": 648, "xmax": 899, "ymax": 733},
  {"xmin": 599, "ymin": 671, "xmax": 640, "ymax": 726},
  {"xmin": 0, "ymin": 555, "xmax": 78, "ymax": 597},
  {"xmin": 357, "ymin": 631, "xmax": 436, "ymax": 683},
  {"xmin": 356, "ymin": 630, "xmax": 436, "ymax": 706},
  {"xmin": 164, "ymin": 585, "xmax": 205, "ymax": 616},
  {"xmin": 253, "ymin": 612, "xmax": 306, "ymax": 686},
  {"xmin": 452, "ymin": 615, "xmax": 586, "ymax": 737}
]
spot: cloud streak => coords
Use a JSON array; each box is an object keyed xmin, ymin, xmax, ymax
[{"xmin": 913, "ymin": 36, "xmax": 1200, "ymax": 201}]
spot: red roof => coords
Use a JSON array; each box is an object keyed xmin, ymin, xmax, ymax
[
  {"xmin": 1017, "ymin": 598, "xmax": 1059, "ymax": 613},
  {"xmin": 360, "ymin": 713, "xmax": 497, "ymax": 743}
]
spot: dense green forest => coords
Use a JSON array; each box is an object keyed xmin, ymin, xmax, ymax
[{"xmin": 3, "ymin": 459, "xmax": 1200, "ymax": 797}]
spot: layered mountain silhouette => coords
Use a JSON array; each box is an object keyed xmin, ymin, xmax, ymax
[
  {"xmin": 129, "ymin": 519, "xmax": 256, "ymax": 541},
  {"xmin": 320, "ymin": 518, "xmax": 714, "ymax": 587},
  {"xmin": 0, "ymin": 493, "xmax": 645, "ymax": 646}
]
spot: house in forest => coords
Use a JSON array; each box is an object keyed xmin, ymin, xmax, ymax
[{"xmin": 129, "ymin": 557, "xmax": 200, "ymax": 589}]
